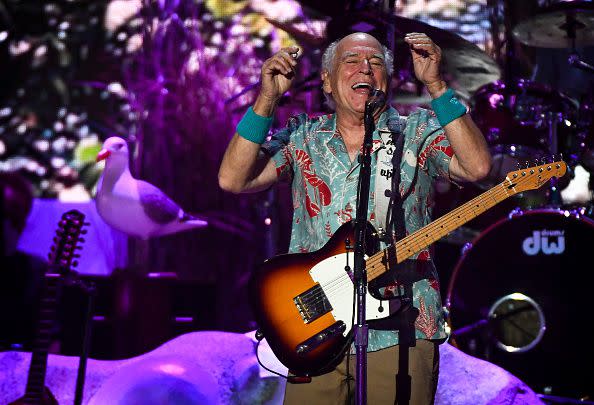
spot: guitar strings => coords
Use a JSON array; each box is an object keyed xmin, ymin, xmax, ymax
[
  {"xmin": 366, "ymin": 182, "xmax": 507, "ymax": 275},
  {"xmin": 302, "ymin": 182, "xmax": 507, "ymax": 305},
  {"xmin": 297, "ymin": 166, "xmax": 560, "ymax": 310},
  {"xmin": 302, "ymin": 181, "xmax": 512, "ymax": 303},
  {"xmin": 366, "ymin": 167, "xmax": 548, "ymax": 277}
]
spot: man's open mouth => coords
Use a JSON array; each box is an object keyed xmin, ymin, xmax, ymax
[{"xmin": 351, "ymin": 82, "xmax": 374, "ymax": 94}]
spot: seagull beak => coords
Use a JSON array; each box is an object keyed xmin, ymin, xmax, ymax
[{"xmin": 96, "ymin": 149, "xmax": 110, "ymax": 162}]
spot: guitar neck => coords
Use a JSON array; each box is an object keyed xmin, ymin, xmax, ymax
[
  {"xmin": 24, "ymin": 272, "xmax": 62, "ymax": 402},
  {"xmin": 366, "ymin": 180, "xmax": 513, "ymax": 282}
]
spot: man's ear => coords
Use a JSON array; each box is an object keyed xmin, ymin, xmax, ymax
[{"xmin": 321, "ymin": 70, "xmax": 332, "ymax": 94}]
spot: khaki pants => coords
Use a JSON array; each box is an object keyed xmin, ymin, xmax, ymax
[{"xmin": 284, "ymin": 340, "xmax": 440, "ymax": 405}]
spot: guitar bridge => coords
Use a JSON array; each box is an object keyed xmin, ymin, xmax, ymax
[
  {"xmin": 294, "ymin": 284, "xmax": 333, "ymax": 324},
  {"xmin": 295, "ymin": 321, "xmax": 346, "ymax": 356}
]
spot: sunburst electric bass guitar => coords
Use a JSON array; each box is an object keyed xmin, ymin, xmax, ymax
[{"xmin": 249, "ymin": 161, "xmax": 567, "ymax": 377}]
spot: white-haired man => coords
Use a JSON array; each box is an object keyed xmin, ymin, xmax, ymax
[{"xmin": 219, "ymin": 31, "xmax": 491, "ymax": 404}]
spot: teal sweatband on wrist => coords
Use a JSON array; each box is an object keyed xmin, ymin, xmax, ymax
[
  {"xmin": 431, "ymin": 88, "xmax": 467, "ymax": 127},
  {"xmin": 236, "ymin": 106, "xmax": 273, "ymax": 144}
]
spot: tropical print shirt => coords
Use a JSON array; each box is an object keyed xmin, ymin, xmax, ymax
[{"xmin": 263, "ymin": 106, "xmax": 451, "ymax": 351}]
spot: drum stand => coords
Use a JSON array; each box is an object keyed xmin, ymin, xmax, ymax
[{"xmin": 545, "ymin": 111, "xmax": 564, "ymax": 207}]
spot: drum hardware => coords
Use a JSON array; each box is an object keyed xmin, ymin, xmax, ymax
[
  {"xmin": 537, "ymin": 394, "xmax": 594, "ymax": 405},
  {"xmin": 470, "ymin": 79, "xmax": 578, "ymax": 191},
  {"xmin": 546, "ymin": 113, "xmax": 565, "ymax": 206},
  {"xmin": 512, "ymin": 0, "xmax": 594, "ymax": 49},
  {"xmin": 511, "ymin": 0, "xmax": 594, "ymax": 99},
  {"xmin": 449, "ymin": 292, "xmax": 546, "ymax": 353}
]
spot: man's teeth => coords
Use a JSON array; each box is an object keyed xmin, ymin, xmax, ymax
[{"xmin": 352, "ymin": 83, "xmax": 373, "ymax": 90}]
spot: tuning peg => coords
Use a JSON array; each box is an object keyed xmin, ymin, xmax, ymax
[
  {"xmin": 72, "ymin": 261, "xmax": 79, "ymax": 268},
  {"xmin": 78, "ymin": 237, "xmax": 86, "ymax": 243},
  {"xmin": 81, "ymin": 229, "xmax": 88, "ymax": 235}
]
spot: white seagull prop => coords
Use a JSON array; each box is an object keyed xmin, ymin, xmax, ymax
[{"xmin": 95, "ymin": 136, "xmax": 207, "ymax": 239}]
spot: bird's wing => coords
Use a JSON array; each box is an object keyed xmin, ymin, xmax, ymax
[{"xmin": 137, "ymin": 180, "xmax": 181, "ymax": 224}]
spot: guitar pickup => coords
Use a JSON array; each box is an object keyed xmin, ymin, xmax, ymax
[
  {"xmin": 295, "ymin": 321, "xmax": 346, "ymax": 356},
  {"xmin": 293, "ymin": 284, "xmax": 333, "ymax": 324}
]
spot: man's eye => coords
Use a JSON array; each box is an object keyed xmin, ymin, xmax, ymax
[{"xmin": 345, "ymin": 59, "xmax": 359, "ymax": 64}]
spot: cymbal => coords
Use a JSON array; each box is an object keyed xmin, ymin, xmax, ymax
[
  {"xmin": 325, "ymin": 11, "xmax": 501, "ymax": 98},
  {"xmin": 512, "ymin": 1, "xmax": 594, "ymax": 48}
]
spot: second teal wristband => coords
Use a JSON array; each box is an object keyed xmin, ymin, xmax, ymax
[
  {"xmin": 236, "ymin": 106, "xmax": 273, "ymax": 144},
  {"xmin": 431, "ymin": 88, "xmax": 467, "ymax": 127}
]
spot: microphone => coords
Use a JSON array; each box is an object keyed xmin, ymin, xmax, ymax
[
  {"xmin": 365, "ymin": 89, "xmax": 387, "ymax": 115},
  {"xmin": 568, "ymin": 54, "xmax": 594, "ymax": 74}
]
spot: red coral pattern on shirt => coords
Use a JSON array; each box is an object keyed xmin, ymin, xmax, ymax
[
  {"xmin": 325, "ymin": 221, "xmax": 333, "ymax": 238},
  {"xmin": 418, "ymin": 134, "xmax": 453, "ymax": 168},
  {"xmin": 415, "ymin": 297, "xmax": 438, "ymax": 338},
  {"xmin": 275, "ymin": 147, "xmax": 293, "ymax": 177},
  {"xmin": 295, "ymin": 149, "xmax": 332, "ymax": 217}
]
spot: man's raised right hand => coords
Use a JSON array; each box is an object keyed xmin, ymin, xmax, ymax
[{"xmin": 259, "ymin": 46, "xmax": 300, "ymax": 104}]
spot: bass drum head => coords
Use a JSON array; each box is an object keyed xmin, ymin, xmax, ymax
[{"xmin": 446, "ymin": 209, "xmax": 594, "ymax": 399}]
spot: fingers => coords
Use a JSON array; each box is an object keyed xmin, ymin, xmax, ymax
[
  {"xmin": 404, "ymin": 33, "xmax": 441, "ymax": 57},
  {"xmin": 263, "ymin": 47, "xmax": 299, "ymax": 76}
]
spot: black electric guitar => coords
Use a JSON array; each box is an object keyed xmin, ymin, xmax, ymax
[
  {"xmin": 249, "ymin": 161, "xmax": 567, "ymax": 376},
  {"xmin": 10, "ymin": 210, "xmax": 87, "ymax": 405}
]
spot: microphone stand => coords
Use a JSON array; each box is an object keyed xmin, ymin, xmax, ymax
[{"xmin": 354, "ymin": 90, "xmax": 383, "ymax": 404}]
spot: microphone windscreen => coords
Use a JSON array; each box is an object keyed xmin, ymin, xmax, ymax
[{"xmin": 365, "ymin": 89, "xmax": 386, "ymax": 111}]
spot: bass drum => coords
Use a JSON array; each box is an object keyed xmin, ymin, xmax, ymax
[{"xmin": 446, "ymin": 209, "xmax": 594, "ymax": 400}]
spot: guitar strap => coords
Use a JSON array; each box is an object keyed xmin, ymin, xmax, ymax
[
  {"xmin": 370, "ymin": 115, "xmax": 422, "ymax": 333},
  {"xmin": 374, "ymin": 115, "xmax": 408, "ymax": 249}
]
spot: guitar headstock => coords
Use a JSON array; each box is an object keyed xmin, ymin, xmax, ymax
[
  {"xmin": 505, "ymin": 160, "xmax": 567, "ymax": 194},
  {"xmin": 48, "ymin": 209, "xmax": 87, "ymax": 274}
]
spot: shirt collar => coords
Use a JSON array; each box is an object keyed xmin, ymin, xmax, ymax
[{"xmin": 316, "ymin": 107, "xmax": 401, "ymax": 145}]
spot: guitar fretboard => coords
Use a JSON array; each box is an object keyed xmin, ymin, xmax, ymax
[
  {"xmin": 23, "ymin": 272, "xmax": 62, "ymax": 402},
  {"xmin": 364, "ymin": 162, "xmax": 559, "ymax": 282}
]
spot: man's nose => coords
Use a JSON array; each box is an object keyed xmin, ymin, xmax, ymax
[{"xmin": 360, "ymin": 58, "xmax": 372, "ymax": 74}]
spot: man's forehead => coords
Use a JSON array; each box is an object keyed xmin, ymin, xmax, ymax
[
  {"xmin": 340, "ymin": 47, "xmax": 385, "ymax": 59},
  {"xmin": 337, "ymin": 35, "xmax": 384, "ymax": 58}
]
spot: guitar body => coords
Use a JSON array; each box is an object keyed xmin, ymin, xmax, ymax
[{"xmin": 249, "ymin": 221, "xmax": 382, "ymax": 377}]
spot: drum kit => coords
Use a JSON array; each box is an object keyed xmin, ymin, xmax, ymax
[{"xmin": 437, "ymin": 1, "xmax": 594, "ymax": 402}]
